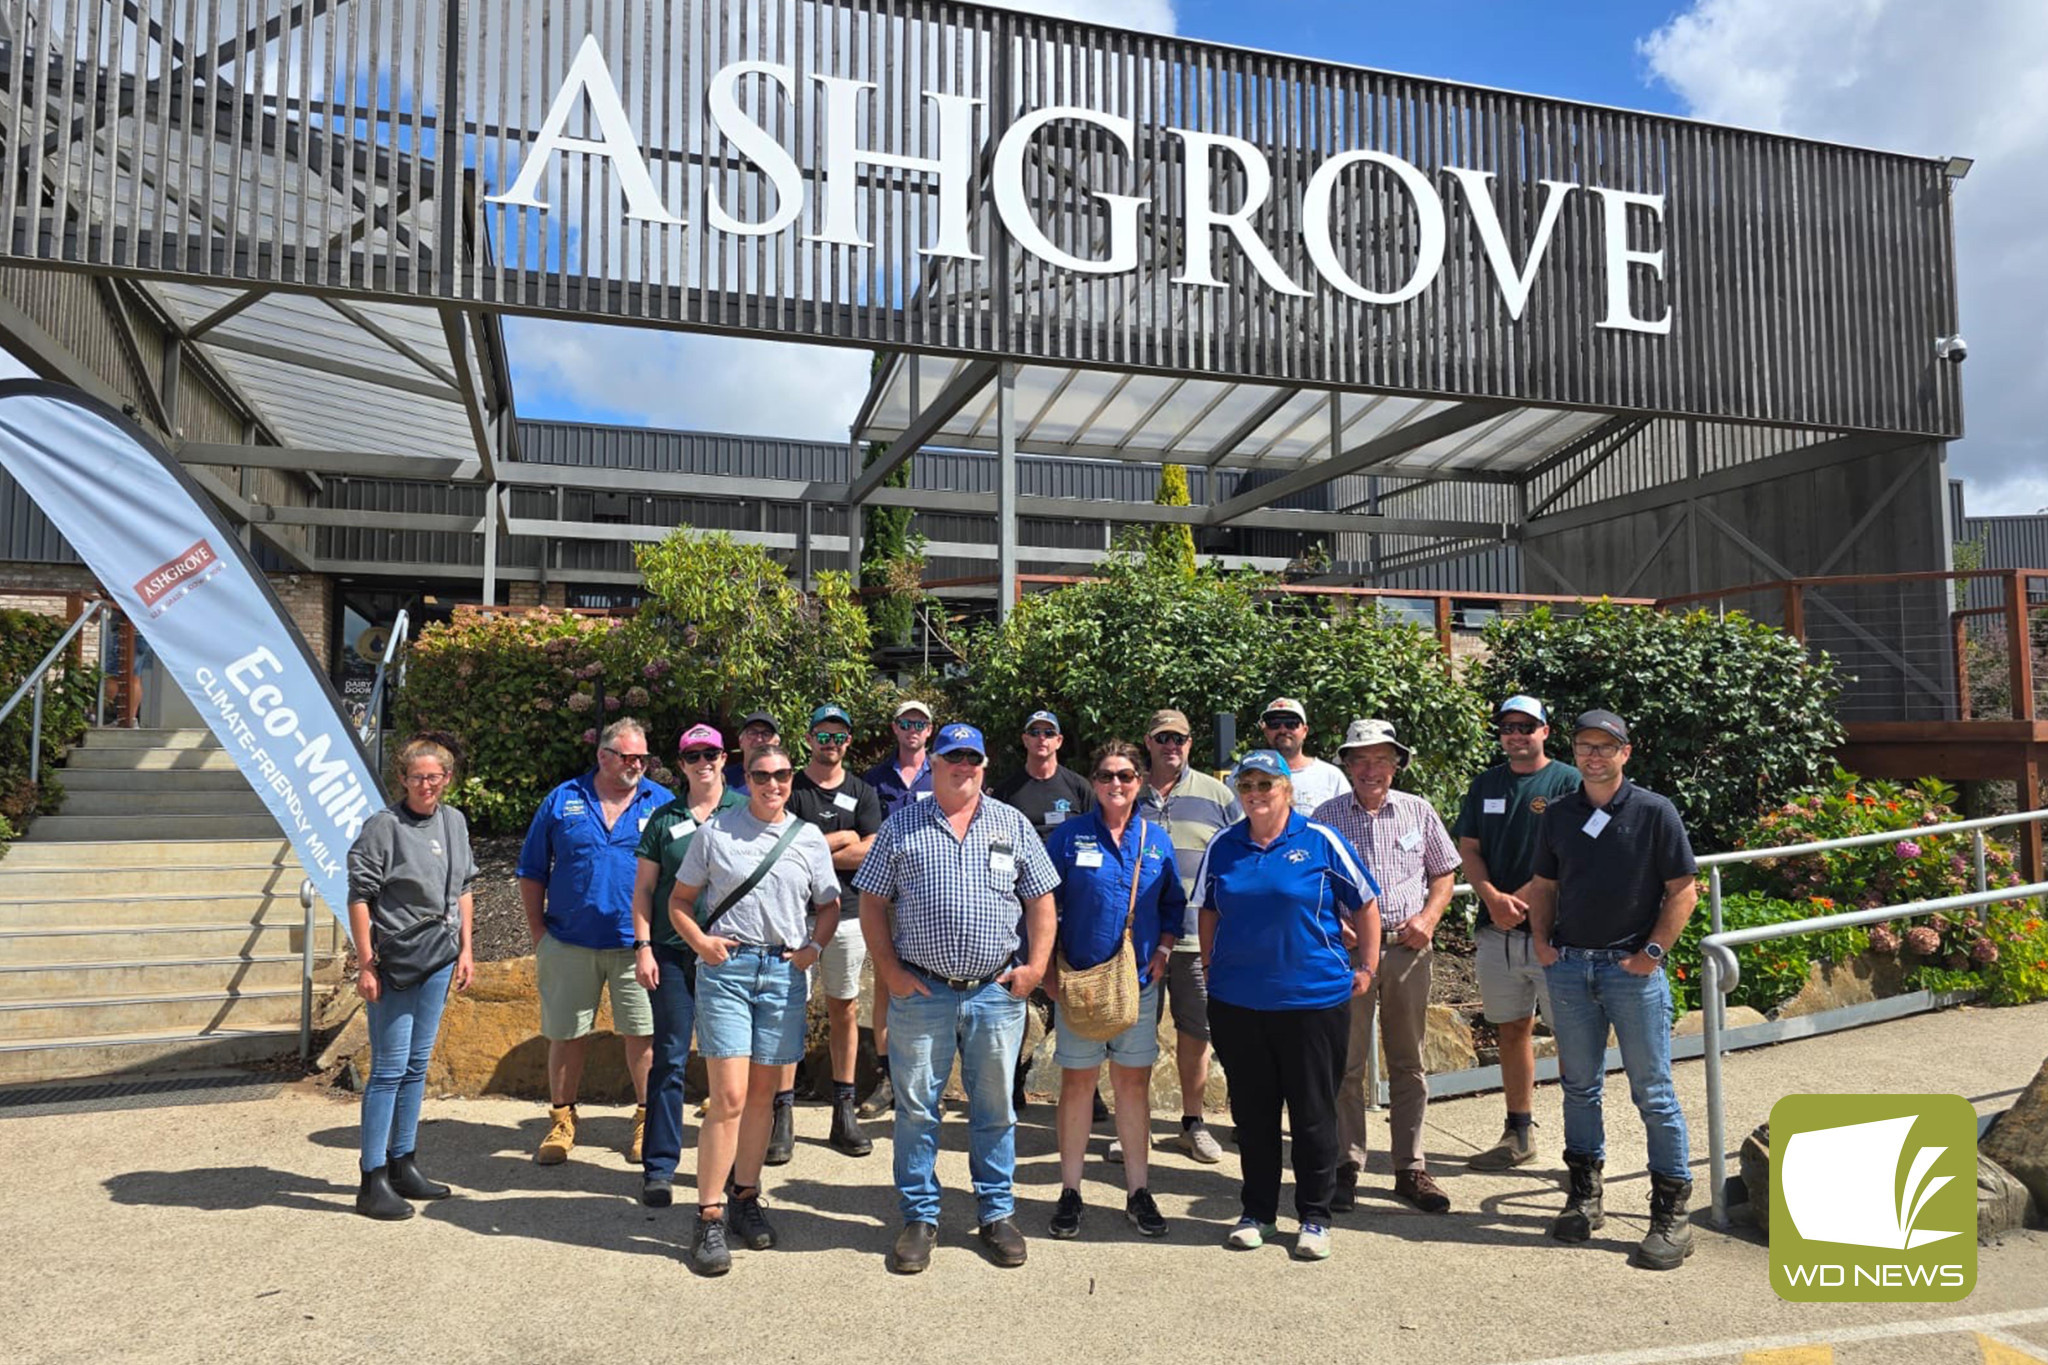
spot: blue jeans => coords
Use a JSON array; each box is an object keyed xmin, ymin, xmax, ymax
[
  {"xmin": 359, "ymin": 961, "xmax": 455, "ymax": 1172},
  {"xmin": 1545, "ymin": 948, "xmax": 1690, "ymax": 1180},
  {"xmin": 642, "ymin": 942, "xmax": 697, "ymax": 1182},
  {"xmin": 888, "ymin": 976, "xmax": 1028, "ymax": 1226}
]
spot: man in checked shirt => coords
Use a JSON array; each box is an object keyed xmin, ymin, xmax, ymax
[{"xmin": 1312, "ymin": 718, "xmax": 1461, "ymax": 1216}]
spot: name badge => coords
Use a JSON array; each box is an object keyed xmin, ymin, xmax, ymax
[
  {"xmin": 1397, "ymin": 830, "xmax": 1421, "ymax": 852},
  {"xmin": 1045, "ymin": 809, "xmax": 1066, "ymax": 826},
  {"xmin": 1582, "ymin": 810, "xmax": 1612, "ymax": 839},
  {"xmin": 989, "ymin": 842, "xmax": 1016, "ymax": 877},
  {"xmin": 1075, "ymin": 849, "xmax": 1104, "ymax": 869},
  {"xmin": 915, "ymin": 790, "xmax": 933, "ymax": 801},
  {"xmin": 833, "ymin": 791, "xmax": 859, "ymax": 812},
  {"xmin": 1482, "ymin": 798, "xmax": 1507, "ymax": 815},
  {"xmin": 638, "ymin": 816, "xmax": 650, "ymax": 833},
  {"xmin": 668, "ymin": 819, "xmax": 695, "ymax": 843}
]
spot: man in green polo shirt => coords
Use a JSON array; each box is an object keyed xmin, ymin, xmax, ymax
[{"xmin": 1452, "ymin": 695, "xmax": 1580, "ymax": 1171}]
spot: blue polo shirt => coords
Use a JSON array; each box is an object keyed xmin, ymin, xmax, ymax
[
  {"xmin": 517, "ymin": 772, "xmax": 675, "ymax": 949},
  {"xmin": 1192, "ymin": 812, "xmax": 1381, "ymax": 1011},
  {"xmin": 1043, "ymin": 811, "xmax": 1186, "ymax": 984},
  {"xmin": 862, "ymin": 754, "xmax": 934, "ymax": 821}
]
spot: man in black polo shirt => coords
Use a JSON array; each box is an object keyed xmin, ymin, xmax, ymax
[{"xmin": 1526, "ymin": 710, "xmax": 1699, "ymax": 1272}]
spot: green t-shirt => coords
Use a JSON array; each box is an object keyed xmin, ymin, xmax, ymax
[
  {"xmin": 636, "ymin": 790, "xmax": 747, "ymax": 949},
  {"xmin": 1452, "ymin": 760, "xmax": 1583, "ymax": 924}
]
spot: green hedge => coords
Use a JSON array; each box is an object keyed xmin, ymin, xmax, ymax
[{"xmin": 0, "ymin": 608, "xmax": 101, "ymax": 845}]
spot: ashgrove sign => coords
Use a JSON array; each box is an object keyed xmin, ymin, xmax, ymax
[{"xmin": 487, "ymin": 34, "xmax": 1675, "ymax": 335}]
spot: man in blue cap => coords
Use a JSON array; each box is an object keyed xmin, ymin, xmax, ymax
[
  {"xmin": 1452, "ymin": 695, "xmax": 1581, "ymax": 1170},
  {"xmin": 854, "ymin": 722, "xmax": 1060, "ymax": 1274}
]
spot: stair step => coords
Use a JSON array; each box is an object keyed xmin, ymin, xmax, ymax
[
  {"xmin": 0, "ymin": 838, "xmax": 293, "ymax": 869},
  {"xmin": 63, "ymin": 748, "xmax": 245, "ymax": 771},
  {"xmin": 0, "ymin": 865, "xmax": 308, "ymax": 898},
  {"xmin": 0, "ymin": 1025, "xmax": 305, "ymax": 1084},
  {"xmin": 0, "ymin": 987, "xmax": 318, "ymax": 1040},
  {"xmin": 56, "ymin": 791, "xmax": 269, "ymax": 816},
  {"xmin": 0, "ymin": 922, "xmax": 341, "ymax": 964},
  {"xmin": 77, "ymin": 728, "xmax": 221, "ymax": 751},
  {"xmin": 57, "ymin": 768, "xmax": 255, "ymax": 793},
  {"xmin": 0, "ymin": 894, "xmax": 321, "ymax": 929},
  {"xmin": 24, "ymin": 813, "xmax": 287, "ymax": 842},
  {"xmin": 0, "ymin": 956, "xmax": 339, "ymax": 1000}
]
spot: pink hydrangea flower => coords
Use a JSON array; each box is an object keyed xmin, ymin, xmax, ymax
[
  {"xmin": 580, "ymin": 728, "xmax": 597, "ymax": 745},
  {"xmin": 1894, "ymin": 840, "xmax": 1922, "ymax": 860},
  {"xmin": 1970, "ymin": 937, "xmax": 1999, "ymax": 965},
  {"xmin": 1867, "ymin": 925, "xmax": 1900, "ymax": 954},
  {"xmin": 1904, "ymin": 926, "xmax": 1941, "ymax": 955}
]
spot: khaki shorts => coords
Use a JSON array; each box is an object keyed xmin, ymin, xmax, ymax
[
  {"xmin": 808, "ymin": 914, "xmax": 868, "ymax": 1002},
  {"xmin": 1474, "ymin": 924, "xmax": 1552, "ymax": 1026},
  {"xmin": 536, "ymin": 932, "xmax": 654, "ymax": 1040}
]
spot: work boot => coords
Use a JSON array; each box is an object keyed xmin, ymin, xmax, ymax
[
  {"xmin": 355, "ymin": 1166, "xmax": 415, "ymax": 1221},
  {"xmin": 828, "ymin": 1092, "xmax": 873, "ymax": 1157},
  {"xmin": 387, "ymin": 1152, "xmax": 451, "ymax": 1200},
  {"xmin": 1394, "ymin": 1169, "xmax": 1452, "ymax": 1214},
  {"xmin": 690, "ymin": 1210, "xmax": 733, "ymax": 1277},
  {"xmin": 1330, "ymin": 1162, "xmax": 1358, "ymax": 1213},
  {"xmin": 1469, "ymin": 1120, "xmax": 1538, "ymax": 1171},
  {"xmin": 1549, "ymin": 1152, "xmax": 1606, "ymax": 1243},
  {"xmin": 977, "ymin": 1218, "xmax": 1028, "ymax": 1268},
  {"xmin": 858, "ymin": 1074, "xmax": 896, "ymax": 1119},
  {"xmin": 535, "ymin": 1104, "xmax": 576, "ymax": 1165},
  {"xmin": 765, "ymin": 1100, "xmax": 796, "ymax": 1166},
  {"xmin": 627, "ymin": 1105, "xmax": 647, "ymax": 1165},
  {"xmin": 728, "ymin": 1187, "xmax": 777, "ymax": 1251},
  {"xmin": 1634, "ymin": 1174, "xmax": 1696, "ymax": 1270},
  {"xmin": 890, "ymin": 1221, "xmax": 937, "ymax": 1274}
]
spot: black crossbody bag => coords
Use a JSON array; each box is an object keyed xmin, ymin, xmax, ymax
[{"xmin": 373, "ymin": 805, "xmax": 463, "ymax": 991}]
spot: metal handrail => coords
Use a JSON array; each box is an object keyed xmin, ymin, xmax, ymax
[
  {"xmin": 358, "ymin": 608, "xmax": 411, "ymax": 775},
  {"xmin": 1699, "ymin": 879, "xmax": 2048, "ymax": 1228},
  {"xmin": 299, "ymin": 878, "xmax": 317, "ymax": 1064},
  {"xmin": 0, "ymin": 600, "xmax": 106, "ymax": 784}
]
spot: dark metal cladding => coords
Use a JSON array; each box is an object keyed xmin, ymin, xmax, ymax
[{"xmin": 0, "ymin": 0, "xmax": 1962, "ymax": 437}]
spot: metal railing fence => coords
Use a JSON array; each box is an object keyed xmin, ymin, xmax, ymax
[{"xmin": 0, "ymin": 599, "xmax": 107, "ymax": 785}]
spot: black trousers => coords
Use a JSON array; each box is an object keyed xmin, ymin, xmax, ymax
[{"xmin": 1207, "ymin": 997, "xmax": 1350, "ymax": 1225}]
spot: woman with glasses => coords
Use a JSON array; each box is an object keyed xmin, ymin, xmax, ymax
[
  {"xmin": 1193, "ymin": 750, "xmax": 1380, "ymax": 1262},
  {"xmin": 1041, "ymin": 740, "xmax": 1184, "ymax": 1241},
  {"xmin": 630, "ymin": 724, "xmax": 746, "ymax": 1209},
  {"xmin": 345, "ymin": 736, "xmax": 477, "ymax": 1219},
  {"xmin": 669, "ymin": 743, "xmax": 842, "ymax": 1276}
]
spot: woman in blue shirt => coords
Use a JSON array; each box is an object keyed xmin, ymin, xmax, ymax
[
  {"xmin": 1041, "ymin": 740, "xmax": 1186, "ymax": 1242},
  {"xmin": 1193, "ymin": 750, "xmax": 1380, "ymax": 1262}
]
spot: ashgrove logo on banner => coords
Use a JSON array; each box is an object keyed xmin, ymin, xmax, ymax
[
  {"xmin": 1769, "ymin": 1094, "xmax": 1977, "ymax": 1302},
  {"xmin": 134, "ymin": 538, "xmax": 222, "ymax": 617}
]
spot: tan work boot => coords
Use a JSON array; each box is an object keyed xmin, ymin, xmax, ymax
[
  {"xmin": 536, "ymin": 1104, "xmax": 577, "ymax": 1165},
  {"xmin": 627, "ymin": 1105, "xmax": 647, "ymax": 1164}
]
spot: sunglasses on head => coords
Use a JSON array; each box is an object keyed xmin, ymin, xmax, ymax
[{"xmin": 679, "ymin": 748, "xmax": 721, "ymax": 763}]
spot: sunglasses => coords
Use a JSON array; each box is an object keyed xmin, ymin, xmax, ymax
[
  {"xmin": 1262, "ymin": 716, "xmax": 1304, "ymax": 730},
  {"xmin": 1237, "ymin": 777, "xmax": 1279, "ymax": 793},
  {"xmin": 894, "ymin": 718, "xmax": 930, "ymax": 731},
  {"xmin": 679, "ymin": 748, "xmax": 721, "ymax": 763},
  {"xmin": 937, "ymin": 750, "xmax": 984, "ymax": 766},
  {"xmin": 1499, "ymin": 722, "xmax": 1541, "ymax": 735},
  {"xmin": 1023, "ymin": 728, "xmax": 1059, "ymax": 739},
  {"xmin": 1149, "ymin": 732, "xmax": 1188, "ymax": 745},
  {"xmin": 1093, "ymin": 769, "xmax": 1141, "ymax": 784},
  {"xmin": 603, "ymin": 747, "xmax": 651, "ymax": 765},
  {"xmin": 811, "ymin": 731, "xmax": 851, "ymax": 745},
  {"xmin": 748, "ymin": 767, "xmax": 796, "ymax": 784}
]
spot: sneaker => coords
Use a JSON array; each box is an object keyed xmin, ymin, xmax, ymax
[
  {"xmin": 1125, "ymin": 1188, "xmax": 1168, "ymax": 1239},
  {"xmin": 1468, "ymin": 1121, "xmax": 1537, "ymax": 1171},
  {"xmin": 535, "ymin": 1104, "xmax": 576, "ymax": 1165},
  {"xmin": 1225, "ymin": 1216, "xmax": 1277, "ymax": 1250},
  {"xmin": 858, "ymin": 1075, "xmax": 896, "ymax": 1120},
  {"xmin": 1394, "ymin": 1169, "xmax": 1452, "ymax": 1214},
  {"xmin": 1049, "ymin": 1188, "xmax": 1083, "ymax": 1239},
  {"xmin": 1105, "ymin": 1136, "xmax": 1124, "ymax": 1164},
  {"xmin": 1293, "ymin": 1222, "xmax": 1333, "ymax": 1261},
  {"xmin": 728, "ymin": 1190, "xmax": 777, "ymax": 1251},
  {"xmin": 765, "ymin": 1102, "xmax": 795, "ymax": 1166},
  {"xmin": 627, "ymin": 1105, "xmax": 647, "ymax": 1165},
  {"xmin": 689, "ymin": 1212, "xmax": 732, "ymax": 1277},
  {"xmin": 640, "ymin": 1177, "xmax": 673, "ymax": 1209},
  {"xmin": 1172, "ymin": 1120, "xmax": 1223, "ymax": 1164}
]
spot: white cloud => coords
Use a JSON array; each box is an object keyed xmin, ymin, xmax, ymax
[{"xmin": 1640, "ymin": 0, "xmax": 2048, "ymax": 521}]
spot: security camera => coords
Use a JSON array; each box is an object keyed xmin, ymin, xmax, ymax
[{"xmin": 1936, "ymin": 334, "xmax": 1969, "ymax": 363}]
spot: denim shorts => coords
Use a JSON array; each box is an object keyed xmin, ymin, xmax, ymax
[
  {"xmin": 1053, "ymin": 977, "xmax": 1163, "ymax": 1071},
  {"xmin": 693, "ymin": 947, "xmax": 808, "ymax": 1066}
]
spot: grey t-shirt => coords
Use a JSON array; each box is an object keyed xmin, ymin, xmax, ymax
[{"xmin": 678, "ymin": 805, "xmax": 841, "ymax": 947}]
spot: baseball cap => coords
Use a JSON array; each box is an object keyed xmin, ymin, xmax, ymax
[
  {"xmin": 893, "ymin": 699, "xmax": 933, "ymax": 720},
  {"xmin": 1336, "ymin": 718, "xmax": 1411, "ymax": 767},
  {"xmin": 1262, "ymin": 697, "xmax": 1308, "ymax": 723},
  {"xmin": 1498, "ymin": 695, "xmax": 1547, "ymax": 723},
  {"xmin": 809, "ymin": 703, "xmax": 852, "ymax": 728},
  {"xmin": 1232, "ymin": 749, "xmax": 1290, "ymax": 782},
  {"xmin": 1147, "ymin": 708, "xmax": 1191, "ymax": 738},
  {"xmin": 932, "ymin": 723, "xmax": 987, "ymax": 760},
  {"xmin": 737, "ymin": 710, "xmax": 779, "ymax": 734},
  {"xmin": 1023, "ymin": 710, "xmax": 1060, "ymax": 734},
  {"xmin": 677, "ymin": 723, "xmax": 724, "ymax": 753},
  {"xmin": 1574, "ymin": 709, "xmax": 1630, "ymax": 744}
]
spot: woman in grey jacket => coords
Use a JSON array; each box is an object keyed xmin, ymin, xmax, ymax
[{"xmin": 346, "ymin": 736, "xmax": 477, "ymax": 1220}]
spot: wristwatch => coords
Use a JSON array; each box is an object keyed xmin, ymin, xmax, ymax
[
  {"xmin": 1642, "ymin": 941, "xmax": 1666, "ymax": 962},
  {"xmin": 808, "ymin": 937, "xmax": 830, "ymax": 953},
  {"xmin": 631, "ymin": 939, "xmax": 652, "ymax": 951}
]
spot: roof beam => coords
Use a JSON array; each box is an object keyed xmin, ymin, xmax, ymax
[
  {"xmin": 439, "ymin": 308, "xmax": 501, "ymax": 485},
  {"xmin": 199, "ymin": 331, "xmax": 461, "ymax": 402},
  {"xmin": 1198, "ymin": 388, "xmax": 1301, "ymax": 468},
  {"xmin": 1204, "ymin": 402, "xmax": 1515, "ymax": 526},
  {"xmin": 185, "ymin": 288, "xmax": 275, "ymax": 339},
  {"xmin": 858, "ymin": 485, "xmax": 1506, "ymax": 540},
  {"xmin": 178, "ymin": 441, "xmax": 482, "ymax": 481},
  {"xmin": 847, "ymin": 359, "xmax": 997, "ymax": 506}
]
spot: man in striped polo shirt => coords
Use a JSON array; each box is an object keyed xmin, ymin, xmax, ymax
[{"xmin": 1312, "ymin": 718, "xmax": 1461, "ymax": 1216}]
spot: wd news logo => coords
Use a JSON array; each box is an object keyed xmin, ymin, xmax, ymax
[{"xmin": 1769, "ymin": 1094, "xmax": 1977, "ymax": 1302}]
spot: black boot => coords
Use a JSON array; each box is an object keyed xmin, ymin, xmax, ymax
[
  {"xmin": 1634, "ymin": 1174, "xmax": 1696, "ymax": 1270},
  {"xmin": 1549, "ymin": 1152, "xmax": 1605, "ymax": 1243},
  {"xmin": 356, "ymin": 1166, "xmax": 415, "ymax": 1221},
  {"xmin": 828, "ymin": 1092, "xmax": 873, "ymax": 1157},
  {"xmin": 388, "ymin": 1152, "xmax": 452, "ymax": 1200},
  {"xmin": 765, "ymin": 1099, "xmax": 796, "ymax": 1166}
]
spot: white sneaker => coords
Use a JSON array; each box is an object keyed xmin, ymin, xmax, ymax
[
  {"xmin": 1106, "ymin": 1137, "xmax": 1124, "ymax": 1164},
  {"xmin": 1226, "ymin": 1216, "xmax": 1277, "ymax": 1250},
  {"xmin": 1173, "ymin": 1120, "xmax": 1224, "ymax": 1164},
  {"xmin": 1293, "ymin": 1222, "xmax": 1333, "ymax": 1261}
]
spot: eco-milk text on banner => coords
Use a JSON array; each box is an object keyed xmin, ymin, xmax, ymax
[{"xmin": 0, "ymin": 382, "xmax": 375, "ymax": 935}]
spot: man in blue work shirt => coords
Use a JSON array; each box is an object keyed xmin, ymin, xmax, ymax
[{"xmin": 517, "ymin": 717, "xmax": 674, "ymax": 1166}]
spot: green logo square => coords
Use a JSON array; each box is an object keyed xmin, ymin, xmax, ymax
[{"xmin": 1768, "ymin": 1093, "xmax": 1977, "ymax": 1302}]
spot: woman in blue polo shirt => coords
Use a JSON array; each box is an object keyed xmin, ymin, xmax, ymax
[
  {"xmin": 1193, "ymin": 750, "xmax": 1380, "ymax": 1262},
  {"xmin": 1042, "ymin": 740, "xmax": 1186, "ymax": 1242}
]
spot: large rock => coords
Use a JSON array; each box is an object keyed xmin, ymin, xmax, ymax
[
  {"xmin": 1977, "ymin": 1154, "xmax": 2035, "ymax": 1242},
  {"xmin": 1983, "ymin": 1059, "xmax": 2048, "ymax": 1216},
  {"xmin": 1772, "ymin": 953, "xmax": 1909, "ymax": 1020},
  {"xmin": 1739, "ymin": 1122, "xmax": 1772, "ymax": 1233},
  {"xmin": 1672, "ymin": 1005, "xmax": 1768, "ymax": 1036}
]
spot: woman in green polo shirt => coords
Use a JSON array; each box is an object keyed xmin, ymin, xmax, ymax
[{"xmin": 630, "ymin": 724, "xmax": 745, "ymax": 1211}]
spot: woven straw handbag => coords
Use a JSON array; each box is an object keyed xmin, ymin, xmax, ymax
[{"xmin": 1056, "ymin": 819, "xmax": 1148, "ymax": 1042}]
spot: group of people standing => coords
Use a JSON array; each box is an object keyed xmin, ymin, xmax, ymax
[{"xmin": 343, "ymin": 690, "xmax": 1701, "ymax": 1277}]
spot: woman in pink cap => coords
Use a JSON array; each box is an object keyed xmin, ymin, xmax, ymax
[{"xmin": 628, "ymin": 724, "xmax": 747, "ymax": 1208}]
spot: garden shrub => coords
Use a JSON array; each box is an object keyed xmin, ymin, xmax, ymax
[
  {"xmin": 0, "ymin": 608, "xmax": 100, "ymax": 840},
  {"xmin": 1471, "ymin": 602, "xmax": 1842, "ymax": 852},
  {"xmin": 1667, "ymin": 891, "xmax": 1815, "ymax": 1017}
]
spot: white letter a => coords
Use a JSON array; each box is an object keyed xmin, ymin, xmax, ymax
[{"xmin": 488, "ymin": 34, "xmax": 683, "ymax": 225}]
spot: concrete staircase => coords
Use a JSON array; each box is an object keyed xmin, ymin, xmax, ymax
[{"xmin": 0, "ymin": 728, "xmax": 344, "ymax": 1083}]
